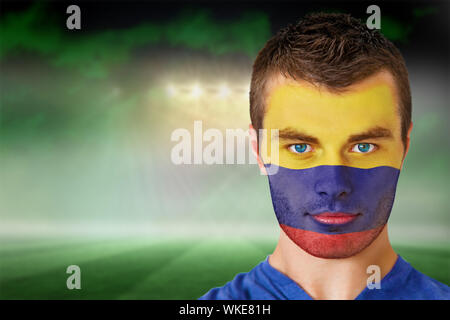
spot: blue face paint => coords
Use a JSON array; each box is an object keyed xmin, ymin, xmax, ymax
[{"xmin": 266, "ymin": 164, "xmax": 400, "ymax": 235}]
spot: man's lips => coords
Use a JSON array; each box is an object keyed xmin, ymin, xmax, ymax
[{"xmin": 310, "ymin": 212, "xmax": 360, "ymax": 225}]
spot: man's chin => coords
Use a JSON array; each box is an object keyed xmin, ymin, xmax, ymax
[{"xmin": 280, "ymin": 224, "xmax": 385, "ymax": 259}]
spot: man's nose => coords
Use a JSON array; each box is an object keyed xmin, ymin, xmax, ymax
[{"xmin": 314, "ymin": 166, "xmax": 353, "ymax": 200}]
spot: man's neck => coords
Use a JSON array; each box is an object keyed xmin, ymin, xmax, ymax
[{"xmin": 268, "ymin": 226, "xmax": 397, "ymax": 300}]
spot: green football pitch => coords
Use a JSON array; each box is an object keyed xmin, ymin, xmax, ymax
[{"xmin": 0, "ymin": 236, "xmax": 448, "ymax": 299}]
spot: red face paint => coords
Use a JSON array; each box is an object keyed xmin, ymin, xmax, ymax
[{"xmin": 281, "ymin": 223, "xmax": 385, "ymax": 259}]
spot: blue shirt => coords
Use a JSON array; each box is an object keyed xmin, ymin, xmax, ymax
[{"xmin": 199, "ymin": 255, "xmax": 450, "ymax": 300}]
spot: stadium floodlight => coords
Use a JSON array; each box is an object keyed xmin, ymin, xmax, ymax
[
  {"xmin": 191, "ymin": 84, "xmax": 203, "ymax": 98},
  {"xmin": 166, "ymin": 84, "xmax": 176, "ymax": 97},
  {"xmin": 218, "ymin": 84, "xmax": 231, "ymax": 98}
]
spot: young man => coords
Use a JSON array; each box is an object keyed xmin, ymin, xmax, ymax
[{"xmin": 199, "ymin": 13, "xmax": 450, "ymax": 300}]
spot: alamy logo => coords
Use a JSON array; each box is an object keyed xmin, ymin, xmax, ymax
[
  {"xmin": 66, "ymin": 5, "xmax": 81, "ymax": 30},
  {"xmin": 366, "ymin": 5, "xmax": 381, "ymax": 30},
  {"xmin": 66, "ymin": 265, "xmax": 81, "ymax": 290},
  {"xmin": 170, "ymin": 121, "xmax": 279, "ymax": 174},
  {"xmin": 366, "ymin": 265, "xmax": 381, "ymax": 289}
]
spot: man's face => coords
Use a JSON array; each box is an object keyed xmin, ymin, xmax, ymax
[{"xmin": 261, "ymin": 71, "xmax": 405, "ymax": 259}]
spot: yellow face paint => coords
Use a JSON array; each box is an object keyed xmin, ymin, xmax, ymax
[{"xmin": 261, "ymin": 73, "xmax": 404, "ymax": 170}]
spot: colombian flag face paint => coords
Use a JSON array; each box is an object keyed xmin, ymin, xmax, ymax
[{"xmin": 261, "ymin": 73, "xmax": 405, "ymax": 258}]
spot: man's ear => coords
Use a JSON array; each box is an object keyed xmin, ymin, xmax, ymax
[
  {"xmin": 401, "ymin": 121, "xmax": 413, "ymax": 169},
  {"xmin": 249, "ymin": 124, "xmax": 267, "ymax": 175}
]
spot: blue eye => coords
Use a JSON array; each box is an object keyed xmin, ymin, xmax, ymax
[
  {"xmin": 352, "ymin": 143, "xmax": 375, "ymax": 153},
  {"xmin": 289, "ymin": 144, "xmax": 312, "ymax": 154}
]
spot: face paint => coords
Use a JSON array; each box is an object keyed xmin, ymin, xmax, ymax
[
  {"xmin": 266, "ymin": 165, "xmax": 400, "ymax": 234},
  {"xmin": 262, "ymin": 73, "xmax": 404, "ymax": 258}
]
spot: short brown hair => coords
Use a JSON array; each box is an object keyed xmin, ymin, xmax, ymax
[{"xmin": 250, "ymin": 12, "xmax": 411, "ymax": 147}]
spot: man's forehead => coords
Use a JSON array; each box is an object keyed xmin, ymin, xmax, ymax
[
  {"xmin": 263, "ymin": 70, "xmax": 401, "ymax": 136},
  {"xmin": 264, "ymin": 70, "xmax": 399, "ymax": 102}
]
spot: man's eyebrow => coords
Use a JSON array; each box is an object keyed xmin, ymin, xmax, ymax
[
  {"xmin": 348, "ymin": 127, "xmax": 393, "ymax": 143},
  {"xmin": 278, "ymin": 128, "xmax": 319, "ymax": 144}
]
